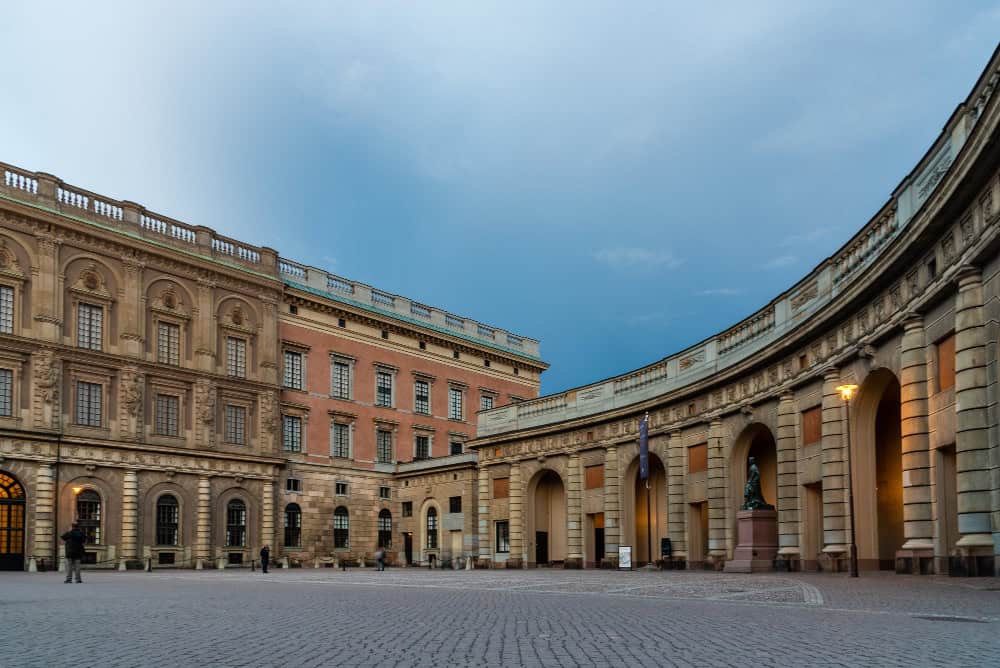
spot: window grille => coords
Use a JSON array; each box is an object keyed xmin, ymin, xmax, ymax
[
  {"xmin": 376, "ymin": 430, "xmax": 393, "ymax": 463},
  {"xmin": 376, "ymin": 371, "xmax": 392, "ymax": 407},
  {"xmin": 414, "ymin": 380, "xmax": 430, "ymax": 415},
  {"xmin": 448, "ymin": 388, "xmax": 463, "ymax": 420},
  {"xmin": 225, "ymin": 499, "xmax": 246, "ymax": 547},
  {"xmin": 333, "ymin": 507, "xmax": 349, "ymax": 548},
  {"xmin": 77, "ymin": 303, "xmax": 103, "ymax": 350},
  {"xmin": 0, "ymin": 369, "xmax": 11, "ymax": 417},
  {"xmin": 331, "ymin": 422, "xmax": 350, "ymax": 458},
  {"xmin": 156, "ymin": 495, "xmax": 179, "ymax": 546},
  {"xmin": 415, "ymin": 435, "xmax": 430, "ymax": 460},
  {"xmin": 283, "ymin": 415, "xmax": 302, "ymax": 452},
  {"xmin": 155, "ymin": 394, "xmax": 179, "ymax": 436},
  {"xmin": 226, "ymin": 337, "xmax": 246, "ymax": 378},
  {"xmin": 157, "ymin": 322, "xmax": 180, "ymax": 365},
  {"xmin": 283, "ymin": 351, "xmax": 303, "ymax": 389},
  {"xmin": 378, "ymin": 509, "xmax": 392, "ymax": 549},
  {"xmin": 224, "ymin": 405, "xmax": 246, "ymax": 444},
  {"xmin": 75, "ymin": 381, "xmax": 102, "ymax": 427},
  {"xmin": 426, "ymin": 507, "xmax": 438, "ymax": 549},
  {"xmin": 0, "ymin": 285, "xmax": 13, "ymax": 334},
  {"xmin": 331, "ymin": 361, "xmax": 351, "ymax": 399},
  {"xmin": 77, "ymin": 490, "xmax": 102, "ymax": 544},
  {"xmin": 284, "ymin": 504, "xmax": 302, "ymax": 548}
]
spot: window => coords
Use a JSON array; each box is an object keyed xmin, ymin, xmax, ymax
[
  {"xmin": 0, "ymin": 368, "xmax": 11, "ymax": 417},
  {"xmin": 493, "ymin": 477, "xmax": 509, "ymax": 499},
  {"xmin": 224, "ymin": 405, "xmax": 247, "ymax": 445},
  {"xmin": 286, "ymin": 478, "xmax": 302, "ymax": 493},
  {"xmin": 225, "ymin": 499, "xmax": 247, "ymax": 547},
  {"xmin": 450, "ymin": 441, "xmax": 463, "ymax": 456},
  {"xmin": 379, "ymin": 486, "xmax": 391, "ymax": 500},
  {"xmin": 414, "ymin": 380, "xmax": 430, "ymax": 415},
  {"xmin": 376, "ymin": 430, "xmax": 393, "ymax": 464},
  {"xmin": 402, "ymin": 501, "xmax": 413, "ymax": 517},
  {"xmin": 283, "ymin": 415, "xmax": 303, "ymax": 452},
  {"xmin": 937, "ymin": 334, "xmax": 956, "ymax": 392},
  {"xmin": 154, "ymin": 394, "xmax": 179, "ymax": 437},
  {"xmin": 415, "ymin": 435, "xmax": 430, "ymax": 460},
  {"xmin": 802, "ymin": 406, "xmax": 822, "ymax": 446},
  {"xmin": 331, "ymin": 422, "xmax": 351, "ymax": 458},
  {"xmin": 283, "ymin": 351, "xmax": 303, "ymax": 390},
  {"xmin": 0, "ymin": 285, "xmax": 13, "ymax": 334},
  {"xmin": 76, "ymin": 489, "xmax": 101, "ymax": 544},
  {"xmin": 335, "ymin": 482, "xmax": 348, "ymax": 496},
  {"xmin": 75, "ymin": 381, "xmax": 102, "ymax": 427},
  {"xmin": 226, "ymin": 337, "xmax": 246, "ymax": 378},
  {"xmin": 688, "ymin": 443, "xmax": 708, "ymax": 474},
  {"xmin": 331, "ymin": 360, "xmax": 352, "ymax": 399},
  {"xmin": 585, "ymin": 465, "xmax": 604, "ymax": 489},
  {"xmin": 155, "ymin": 495, "xmax": 179, "ymax": 546},
  {"xmin": 378, "ymin": 509, "xmax": 392, "ymax": 549},
  {"xmin": 333, "ymin": 506, "xmax": 349, "ymax": 548},
  {"xmin": 426, "ymin": 507, "xmax": 438, "ymax": 549},
  {"xmin": 480, "ymin": 395, "xmax": 494, "ymax": 411},
  {"xmin": 157, "ymin": 322, "xmax": 180, "ymax": 365},
  {"xmin": 376, "ymin": 371, "xmax": 393, "ymax": 407},
  {"xmin": 448, "ymin": 387, "xmax": 463, "ymax": 420},
  {"xmin": 495, "ymin": 521, "xmax": 510, "ymax": 553},
  {"xmin": 338, "ymin": 318, "xmax": 346, "ymax": 328},
  {"xmin": 449, "ymin": 496, "xmax": 462, "ymax": 513},
  {"xmin": 284, "ymin": 503, "xmax": 301, "ymax": 548},
  {"xmin": 77, "ymin": 303, "xmax": 103, "ymax": 350}
]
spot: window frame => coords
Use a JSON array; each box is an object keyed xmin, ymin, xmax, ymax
[
  {"xmin": 374, "ymin": 365, "xmax": 397, "ymax": 408},
  {"xmin": 330, "ymin": 418, "xmax": 353, "ymax": 459},
  {"xmin": 283, "ymin": 349, "xmax": 305, "ymax": 391},
  {"xmin": 284, "ymin": 503, "xmax": 302, "ymax": 548},
  {"xmin": 224, "ymin": 404, "xmax": 248, "ymax": 445},
  {"xmin": 76, "ymin": 301, "xmax": 105, "ymax": 351},
  {"xmin": 76, "ymin": 488, "xmax": 102, "ymax": 545},
  {"xmin": 0, "ymin": 284, "xmax": 15, "ymax": 335},
  {"xmin": 0, "ymin": 367, "xmax": 13, "ymax": 418},
  {"xmin": 413, "ymin": 378, "xmax": 431, "ymax": 415},
  {"xmin": 330, "ymin": 353, "xmax": 355, "ymax": 400},
  {"xmin": 448, "ymin": 496, "xmax": 462, "ymax": 513},
  {"xmin": 495, "ymin": 520, "xmax": 510, "ymax": 553},
  {"xmin": 282, "ymin": 414, "xmax": 303, "ymax": 452},
  {"xmin": 426, "ymin": 506, "xmax": 438, "ymax": 550},
  {"xmin": 376, "ymin": 428, "xmax": 394, "ymax": 464},
  {"xmin": 154, "ymin": 393, "xmax": 181, "ymax": 437},
  {"xmin": 225, "ymin": 336, "xmax": 248, "ymax": 379},
  {"xmin": 447, "ymin": 384, "xmax": 466, "ymax": 421},
  {"xmin": 75, "ymin": 379, "xmax": 103, "ymax": 428},
  {"xmin": 377, "ymin": 509, "xmax": 392, "ymax": 549},
  {"xmin": 155, "ymin": 494, "xmax": 180, "ymax": 546},
  {"xmin": 414, "ymin": 433, "xmax": 431, "ymax": 460},
  {"xmin": 225, "ymin": 498, "xmax": 248, "ymax": 548},
  {"xmin": 333, "ymin": 506, "xmax": 350, "ymax": 549},
  {"xmin": 156, "ymin": 320, "xmax": 182, "ymax": 366}
]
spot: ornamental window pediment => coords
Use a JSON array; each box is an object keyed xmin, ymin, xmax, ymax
[
  {"xmin": 68, "ymin": 262, "xmax": 113, "ymax": 301},
  {"xmin": 150, "ymin": 284, "xmax": 190, "ymax": 319},
  {"xmin": 0, "ymin": 240, "xmax": 25, "ymax": 281}
]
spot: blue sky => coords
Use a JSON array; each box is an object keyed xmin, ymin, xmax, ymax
[{"xmin": 3, "ymin": 2, "xmax": 998, "ymax": 394}]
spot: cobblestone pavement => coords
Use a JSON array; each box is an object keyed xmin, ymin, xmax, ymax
[{"xmin": 2, "ymin": 568, "xmax": 998, "ymax": 667}]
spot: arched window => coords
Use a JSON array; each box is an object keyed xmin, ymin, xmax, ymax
[
  {"xmin": 426, "ymin": 507, "xmax": 438, "ymax": 549},
  {"xmin": 378, "ymin": 509, "xmax": 392, "ymax": 549},
  {"xmin": 333, "ymin": 506, "xmax": 349, "ymax": 549},
  {"xmin": 156, "ymin": 495, "xmax": 179, "ymax": 546},
  {"xmin": 225, "ymin": 499, "xmax": 247, "ymax": 547},
  {"xmin": 76, "ymin": 490, "xmax": 101, "ymax": 544},
  {"xmin": 284, "ymin": 503, "xmax": 302, "ymax": 548}
]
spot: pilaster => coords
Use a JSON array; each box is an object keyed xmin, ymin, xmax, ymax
[
  {"xmin": 707, "ymin": 419, "xmax": 727, "ymax": 559},
  {"xmin": 262, "ymin": 479, "xmax": 275, "ymax": 552},
  {"xmin": 821, "ymin": 368, "xmax": 848, "ymax": 552},
  {"xmin": 899, "ymin": 315, "xmax": 934, "ymax": 552},
  {"xmin": 776, "ymin": 393, "xmax": 800, "ymax": 556},
  {"xmin": 509, "ymin": 461, "xmax": 524, "ymax": 566},
  {"xmin": 477, "ymin": 467, "xmax": 490, "ymax": 560},
  {"xmin": 28, "ymin": 464, "xmax": 54, "ymax": 572},
  {"xmin": 196, "ymin": 475, "xmax": 211, "ymax": 569},
  {"xmin": 31, "ymin": 233, "xmax": 61, "ymax": 341},
  {"xmin": 666, "ymin": 430, "xmax": 686, "ymax": 558},
  {"xmin": 566, "ymin": 452, "xmax": 583, "ymax": 565},
  {"xmin": 119, "ymin": 469, "xmax": 138, "ymax": 570},
  {"xmin": 604, "ymin": 445, "xmax": 620, "ymax": 562}
]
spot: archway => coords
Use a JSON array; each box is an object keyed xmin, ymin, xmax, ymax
[
  {"xmin": 528, "ymin": 470, "xmax": 566, "ymax": 565},
  {"xmin": 624, "ymin": 453, "xmax": 667, "ymax": 565},
  {"xmin": 852, "ymin": 369, "xmax": 903, "ymax": 570},
  {"xmin": 730, "ymin": 424, "xmax": 778, "ymax": 556},
  {"xmin": 0, "ymin": 471, "xmax": 26, "ymax": 571}
]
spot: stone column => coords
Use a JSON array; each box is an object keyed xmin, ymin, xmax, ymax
[
  {"xmin": 821, "ymin": 368, "xmax": 848, "ymax": 556},
  {"xmin": 953, "ymin": 267, "xmax": 994, "ymax": 558},
  {"xmin": 119, "ymin": 258, "xmax": 144, "ymax": 357},
  {"xmin": 603, "ymin": 445, "xmax": 621, "ymax": 563},
  {"xmin": 119, "ymin": 469, "xmax": 139, "ymax": 570},
  {"xmin": 509, "ymin": 461, "xmax": 524, "ymax": 566},
  {"xmin": 31, "ymin": 234, "xmax": 61, "ymax": 341},
  {"xmin": 706, "ymin": 418, "xmax": 728, "ymax": 561},
  {"xmin": 899, "ymin": 315, "xmax": 934, "ymax": 560},
  {"xmin": 776, "ymin": 393, "xmax": 800, "ymax": 561},
  {"xmin": 196, "ymin": 476, "xmax": 212, "ymax": 569},
  {"xmin": 477, "ymin": 467, "xmax": 491, "ymax": 562},
  {"xmin": 262, "ymin": 479, "xmax": 275, "ymax": 552},
  {"xmin": 194, "ymin": 279, "xmax": 216, "ymax": 372},
  {"xmin": 566, "ymin": 452, "xmax": 583, "ymax": 566},
  {"xmin": 258, "ymin": 297, "xmax": 279, "ymax": 385},
  {"xmin": 666, "ymin": 430, "xmax": 686, "ymax": 560},
  {"xmin": 29, "ymin": 464, "xmax": 55, "ymax": 572}
]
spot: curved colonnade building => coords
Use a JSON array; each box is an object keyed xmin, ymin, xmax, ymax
[{"xmin": 470, "ymin": 46, "xmax": 1000, "ymax": 576}]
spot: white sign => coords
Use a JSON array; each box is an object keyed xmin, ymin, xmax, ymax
[{"xmin": 618, "ymin": 546, "xmax": 632, "ymax": 570}]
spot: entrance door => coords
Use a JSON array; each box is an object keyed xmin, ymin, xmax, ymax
[
  {"xmin": 0, "ymin": 472, "xmax": 26, "ymax": 571},
  {"xmin": 535, "ymin": 531, "xmax": 549, "ymax": 565},
  {"xmin": 450, "ymin": 531, "xmax": 462, "ymax": 563},
  {"xmin": 404, "ymin": 533, "xmax": 413, "ymax": 565},
  {"xmin": 594, "ymin": 528, "xmax": 605, "ymax": 563}
]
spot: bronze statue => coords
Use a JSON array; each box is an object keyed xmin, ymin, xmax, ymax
[{"xmin": 741, "ymin": 456, "xmax": 774, "ymax": 511}]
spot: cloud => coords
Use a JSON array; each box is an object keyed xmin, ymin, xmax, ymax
[
  {"xmin": 779, "ymin": 228, "xmax": 832, "ymax": 248},
  {"xmin": 695, "ymin": 288, "xmax": 743, "ymax": 296},
  {"xmin": 761, "ymin": 255, "xmax": 798, "ymax": 269},
  {"xmin": 594, "ymin": 247, "xmax": 682, "ymax": 271}
]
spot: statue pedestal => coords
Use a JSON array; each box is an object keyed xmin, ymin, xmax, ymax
[{"xmin": 724, "ymin": 509, "xmax": 778, "ymax": 573}]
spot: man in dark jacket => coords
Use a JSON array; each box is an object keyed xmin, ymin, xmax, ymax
[
  {"xmin": 61, "ymin": 524, "xmax": 86, "ymax": 583},
  {"xmin": 259, "ymin": 545, "xmax": 270, "ymax": 573}
]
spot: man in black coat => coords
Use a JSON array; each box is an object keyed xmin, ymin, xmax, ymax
[
  {"xmin": 259, "ymin": 545, "xmax": 270, "ymax": 573},
  {"xmin": 61, "ymin": 524, "xmax": 86, "ymax": 583}
]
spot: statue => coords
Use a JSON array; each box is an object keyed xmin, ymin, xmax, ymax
[{"xmin": 741, "ymin": 456, "xmax": 774, "ymax": 511}]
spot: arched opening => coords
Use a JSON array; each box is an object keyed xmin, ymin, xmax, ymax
[
  {"xmin": 729, "ymin": 424, "xmax": 778, "ymax": 556},
  {"xmin": 283, "ymin": 503, "xmax": 302, "ymax": 549},
  {"xmin": 853, "ymin": 369, "xmax": 903, "ymax": 570},
  {"xmin": 426, "ymin": 507, "xmax": 438, "ymax": 549},
  {"xmin": 0, "ymin": 471, "xmax": 25, "ymax": 571},
  {"xmin": 629, "ymin": 453, "xmax": 667, "ymax": 565},
  {"xmin": 155, "ymin": 494, "xmax": 179, "ymax": 546},
  {"xmin": 225, "ymin": 499, "xmax": 247, "ymax": 547},
  {"xmin": 76, "ymin": 489, "xmax": 102, "ymax": 545},
  {"xmin": 378, "ymin": 509, "xmax": 392, "ymax": 549},
  {"xmin": 333, "ymin": 506, "xmax": 349, "ymax": 549},
  {"xmin": 529, "ymin": 470, "xmax": 566, "ymax": 565}
]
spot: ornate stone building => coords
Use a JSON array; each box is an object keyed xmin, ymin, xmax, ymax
[{"xmin": 470, "ymin": 46, "xmax": 1000, "ymax": 576}]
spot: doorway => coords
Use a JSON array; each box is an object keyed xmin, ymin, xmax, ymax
[
  {"xmin": 535, "ymin": 531, "xmax": 549, "ymax": 565},
  {"xmin": 0, "ymin": 472, "xmax": 26, "ymax": 571},
  {"xmin": 403, "ymin": 533, "xmax": 413, "ymax": 565},
  {"xmin": 592, "ymin": 512, "xmax": 605, "ymax": 564}
]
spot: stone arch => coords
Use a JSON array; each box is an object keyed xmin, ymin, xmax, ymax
[
  {"xmin": 622, "ymin": 451, "xmax": 668, "ymax": 565},
  {"xmin": 60, "ymin": 474, "xmax": 116, "ymax": 549},
  {"xmin": 851, "ymin": 367, "xmax": 904, "ymax": 570},
  {"xmin": 215, "ymin": 486, "xmax": 255, "ymax": 552},
  {"xmin": 141, "ymin": 481, "xmax": 193, "ymax": 548},
  {"xmin": 525, "ymin": 468, "xmax": 566, "ymax": 565},
  {"xmin": 0, "ymin": 469, "xmax": 27, "ymax": 571},
  {"xmin": 0, "ymin": 233, "xmax": 33, "ymax": 334},
  {"xmin": 418, "ymin": 498, "xmax": 441, "ymax": 565},
  {"xmin": 61, "ymin": 255, "xmax": 120, "ymax": 349},
  {"xmin": 144, "ymin": 277, "xmax": 195, "ymax": 362},
  {"xmin": 728, "ymin": 422, "xmax": 778, "ymax": 557},
  {"xmin": 216, "ymin": 296, "xmax": 260, "ymax": 330}
]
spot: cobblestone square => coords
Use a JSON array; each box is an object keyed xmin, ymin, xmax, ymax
[{"xmin": 2, "ymin": 569, "xmax": 998, "ymax": 667}]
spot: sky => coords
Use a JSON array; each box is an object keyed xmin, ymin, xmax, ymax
[{"xmin": 2, "ymin": 2, "xmax": 999, "ymax": 394}]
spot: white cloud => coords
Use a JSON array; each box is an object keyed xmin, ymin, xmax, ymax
[
  {"xmin": 594, "ymin": 247, "xmax": 681, "ymax": 271},
  {"xmin": 762, "ymin": 255, "xmax": 798, "ymax": 269}
]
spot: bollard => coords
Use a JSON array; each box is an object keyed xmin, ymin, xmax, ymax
[
  {"xmin": 251, "ymin": 559, "xmax": 256, "ymax": 572},
  {"xmin": 146, "ymin": 557, "xmax": 152, "ymax": 572}
]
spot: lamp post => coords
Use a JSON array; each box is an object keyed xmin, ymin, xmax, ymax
[{"xmin": 836, "ymin": 384, "xmax": 859, "ymax": 578}]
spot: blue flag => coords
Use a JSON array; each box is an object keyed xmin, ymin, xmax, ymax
[{"xmin": 639, "ymin": 414, "xmax": 649, "ymax": 481}]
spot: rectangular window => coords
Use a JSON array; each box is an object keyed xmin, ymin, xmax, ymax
[
  {"xmin": 493, "ymin": 477, "xmax": 509, "ymax": 499},
  {"xmin": 402, "ymin": 501, "xmax": 413, "ymax": 517},
  {"xmin": 379, "ymin": 486, "xmax": 391, "ymax": 500},
  {"xmin": 376, "ymin": 371, "xmax": 393, "ymax": 407},
  {"xmin": 226, "ymin": 337, "xmax": 246, "ymax": 378},
  {"xmin": 449, "ymin": 496, "xmax": 462, "ymax": 513},
  {"xmin": 376, "ymin": 429, "xmax": 393, "ymax": 463},
  {"xmin": 937, "ymin": 334, "xmax": 956, "ymax": 392},
  {"xmin": 224, "ymin": 405, "xmax": 246, "ymax": 444},
  {"xmin": 283, "ymin": 415, "xmax": 302, "ymax": 452},
  {"xmin": 157, "ymin": 322, "xmax": 180, "ymax": 365},
  {"xmin": 414, "ymin": 380, "xmax": 430, "ymax": 415},
  {"xmin": 283, "ymin": 351, "xmax": 303, "ymax": 390},
  {"xmin": 688, "ymin": 443, "xmax": 708, "ymax": 474},
  {"xmin": 495, "ymin": 521, "xmax": 510, "ymax": 553},
  {"xmin": 448, "ymin": 387, "xmax": 463, "ymax": 420},
  {"xmin": 75, "ymin": 381, "xmax": 102, "ymax": 427},
  {"xmin": 480, "ymin": 395, "xmax": 493, "ymax": 411},
  {"xmin": 331, "ymin": 360, "xmax": 352, "ymax": 400},
  {"xmin": 286, "ymin": 478, "xmax": 301, "ymax": 493},
  {"xmin": 450, "ymin": 441, "xmax": 463, "ymax": 456},
  {"xmin": 0, "ymin": 285, "xmax": 13, "ymax": 334},
  {"xmin": 335, "ymin": 482, "xmax": 348, "ymax": 496},
  {"xmin": 415, "ymin": 435, "xmax": 430, "ymax": 460},
  {"xmin": 77, "ymin": 303, "xmax": 103, "ymax": 350},
  {"xmin": 331, "ymin": 422, "xmax": 351, "ymax": 458},
  {"xmin": 584, "ymin": 464, "xmax": 604, "ymax": 489},
  {"xmin": 0, "ymin": 369, "xmax": 11, "ymax": 417},
  {"xmin": 154, "ymin": 394, "xmax": 179, "ymax": 437},
  {"xmin": 802, "ymin": 406, "xmax": 822, "ymax": 446}
]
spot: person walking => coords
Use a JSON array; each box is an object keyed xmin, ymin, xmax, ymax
[
  {"xmin": 61, "ymin": 524, "xmax": 86, "ymax": 584},
  {"xmin": 259, "ymin": 545, "xmax": 270, "ymax": 574},
  {"xmin": 374, "ymin": 547, "xmax": 385, "ymax": 571}
]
